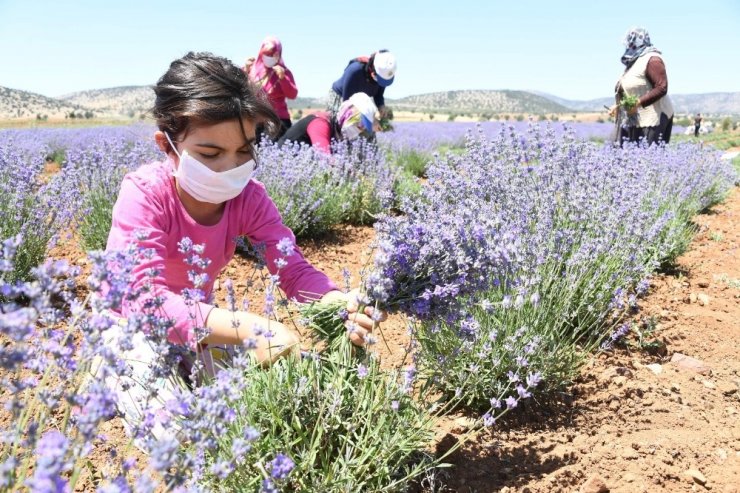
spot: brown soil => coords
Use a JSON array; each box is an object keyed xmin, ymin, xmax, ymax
[{"xmin": 20, "ymin": 187, "xmax": 740, "ymax": 491}]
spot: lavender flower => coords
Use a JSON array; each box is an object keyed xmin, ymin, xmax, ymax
[{"xmin": 268, "ymin": 453, "xmax": 295, "ymax": 480}]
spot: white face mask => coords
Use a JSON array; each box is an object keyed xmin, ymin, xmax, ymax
[
  {"xmin": 341, "ymin": 123, "xmax": 363, "ymax": 141},
  {"xmin": 262, "ymin": 55, "xmax": 279, "ymax": 68},
  {"xmin": 166, "ymin": 133, "xmax": 255, "ymax": 204}
]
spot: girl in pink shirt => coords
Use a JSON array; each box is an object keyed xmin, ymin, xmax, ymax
[{"xmin": 106, "ymin": 51, "xmax": 381, "ymax": 364}]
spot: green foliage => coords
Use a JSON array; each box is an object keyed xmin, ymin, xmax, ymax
[
  {"xmin": 516, "ymin": 114, "xmax": 525, "ymax": 122},
  {"xmin": 620, "ymin": 94, "xmax": 639, "ymax": 110},
  {"xmin": 269, "ymin": 171, "xmax": 347, "ymax": 237},
  {"xmin": 721, "ymin": 117, "xmax": 732, "ymax": 132},
  {"xmin": 0, "ymin": 158, "xmax": 61, "ymax": 284},
  {"xmin": 340, "ymin": 174, "xmax": 388, "ymax": 226},
  {"xmin": 394, "ymin": 149, "xmax": 430, "ymax": 178},
  {"xmin": 45, "ymin": 147, "xmax": 67, "ymax": 165},
  {"xmin": 392, "ymin": 171, "xmax": 423, "ymax": 210},
  {"xmin": 197, "ymin": 337, "xmax": 439, "ymax": 492},
  {"xmin": 537, "ymin": 114, "xmax": 547, "ymax": 121},
  {"xmin": 0, "ymin": 194, "xmax": 53, "ymax": 285},
  {"xmin": 78, "ymin": 185, "xmax": 117, "ymax": 251}
]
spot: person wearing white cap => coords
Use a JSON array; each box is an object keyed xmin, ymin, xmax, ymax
[
  {"xmin": 329, "ymin": 50, "xmax": 396, "ymax": 119},
  {"xmin": 279, "ymin": 92, "xmax": 380, "ymax": 154}
]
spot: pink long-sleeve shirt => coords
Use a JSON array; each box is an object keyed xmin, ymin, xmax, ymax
[{"xmin": 106, "ymin": 158, "xmax": 337, "ymax": 348}]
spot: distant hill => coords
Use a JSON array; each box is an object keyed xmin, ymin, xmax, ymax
[
  {"xmin": 2, "ymin": 85, "xmax": 739, "ymax": 120},
  {"xmin": 59, "ymin": 86, "xmax": 154, "ymax": 118},
  {"xmin": 0, "ymin": 86, "xmax": 90, "ymax": 120},
  {"xmin": 388, "ymin": 90, "xmax": 569, "ymax": 114},
  {"xmin": 534, "ymin": 91, "xmax": 740, "ymax": 115}
]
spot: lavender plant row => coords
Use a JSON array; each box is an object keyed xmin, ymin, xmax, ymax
[
  {"xmin": 367, "ymin": 123, "xmax": 736, "ymax": 406},
  {"xmin": 0, "ymin": 138, "xmax": 74, "ymax": 283},
  {"xmin": 377, "ymin": 121, "xmax": 642, "ymax": 154},
  {"xmin": 255, "ymin": 138, "xmax": 396, "ymax": 237}
]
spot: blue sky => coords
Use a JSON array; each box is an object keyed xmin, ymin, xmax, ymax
[{"xmin": 1, "ymin": 0, "xmax": 738, "ymax": 101}]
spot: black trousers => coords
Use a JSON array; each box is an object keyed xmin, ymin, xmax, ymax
[
  {"xmin": 257, "ymin": 118, "xmax": 293, "ymax": 143},
  {"xmin": 694, "ymin": 124, "xmax": 700, "ymax": 137},
  {"xmin": 622, "ymin": 112, "xmax": 673, "ymax": 146}
]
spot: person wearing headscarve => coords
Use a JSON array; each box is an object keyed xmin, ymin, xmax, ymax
[
  {"xmin": 278, "ymin": 92, "xmax": 380, "ymax": 154},
  {"xmin": 244, "ymin": 36, "xmax": 298, "ymax": 139},
  {"xmin": 608, "ymin": 27, "xmax": 674, "ymax": 146}
]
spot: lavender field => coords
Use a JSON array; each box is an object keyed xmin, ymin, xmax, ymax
[{"xmin": 0, "ymin": 122, "xmax": 735, "ymax": 492}]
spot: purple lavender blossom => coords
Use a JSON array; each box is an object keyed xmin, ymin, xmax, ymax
[{"xmin": 268, "ymin": 453, "xmax": 295, "ymax": 480}]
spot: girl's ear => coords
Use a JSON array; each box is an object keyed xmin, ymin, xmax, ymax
[{"xmin": 154, "ymin": 131, "xmax": 171, "ymax": 154}]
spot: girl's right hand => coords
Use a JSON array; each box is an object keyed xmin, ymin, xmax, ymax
[
  {"xmin": 203, "ymin": 308, "xmax": 301, "ymax": 364},
  {"xmin": 254, "ymin": 320, "xmax": 301, "ymax": 363}
]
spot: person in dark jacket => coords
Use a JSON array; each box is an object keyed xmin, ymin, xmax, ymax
[
  {"xmin": 279, "ymin": 92, "xmax": 379, "ymax": 154},
  {"xmin": 328, "ymin": 50, "xmax": 396, "ymax": 118}
]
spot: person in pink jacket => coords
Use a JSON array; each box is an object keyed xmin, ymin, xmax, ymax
[
  {"xmin": 244, "ymin": 36, "xmax": 298, "ymax": 139},
  {"xmin": 105, "ymin": 52, "xmax": 382, "ymax": 369}
]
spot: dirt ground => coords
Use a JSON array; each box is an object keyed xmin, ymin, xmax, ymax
[{"xmin": 34, "ymin": 185, "xmax": 740, "ymax": 491}]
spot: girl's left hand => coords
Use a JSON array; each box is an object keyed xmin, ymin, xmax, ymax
[
  {"xmin": 273, "ymin": 66, "xmax": 285, "ymax": 79},
  {"xmin": 320, "ymin": 289, "xmax": 387, "ymax": 346}
]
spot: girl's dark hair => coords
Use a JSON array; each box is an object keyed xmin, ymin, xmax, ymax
[{"xmin": 152, "ymin": 51, "xmax": 279, "ymax": 140}]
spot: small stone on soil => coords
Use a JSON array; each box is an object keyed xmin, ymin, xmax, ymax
[
  {"xmin": 670, "ymin": 353, "xmax": 712, "ymax": 375},
  {"xmin": 685, "ymin": 468, "xmax": 707, "ymax": 485},
  {"xmin": 579, "ymin": 474, "xmax": 609, "ymax": 493}
]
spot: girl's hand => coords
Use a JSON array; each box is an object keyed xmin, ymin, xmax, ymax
[
  {"xmin": 607, "ymin": 104, "xmax": 618, "ymax": 117},
  {"xmin": 320, "ymin": 289, "xmax": 387, "ymax": 346},
  {"xmin": 273, "ymin": 65, "xmax": 286, "ymax": 79},
  {"xmin": 627, "ymin": 105, "xmax": 639, "ymax": 116},
  {"xmin": 203, "ymin": 308, "xmax": 300, "ymax": 364}
]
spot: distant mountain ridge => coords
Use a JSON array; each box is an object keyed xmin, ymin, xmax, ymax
[
  {"xmin": 1, "ymin": 85, "xmax": 739, "ymax": 120},
  {"xmin": 0, "ymin": 86, "xmax": 88, "ymax": 120},
  {"xmin": 59, "ymin": 86, "xmax": 155, "ymax": 117},
  {"xmin": 387, "ymin": 90, "xmax": 570, "ymax": 114},
  {"xmin": 532, "ymin": 90, "xmax": 740, "ymax": 114}
]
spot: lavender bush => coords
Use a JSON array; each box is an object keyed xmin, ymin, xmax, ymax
[
  {"xmin": 194, "ymin": 336, "xmax": 437, "ymax": 492},
  {"xmin": 366, "ymin": 123, "xmax": 736, "ymax": 407},
  {"xmin": 55, "ymin": 135, "xmax": 159, "ymax": 250},
  {"xmin": 255, "ymin": 138, "xmax": 396, "ymax": 237},
  {"xmin": 0, "ymin": 138, "xmax": 75, "ymax": 284}
]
